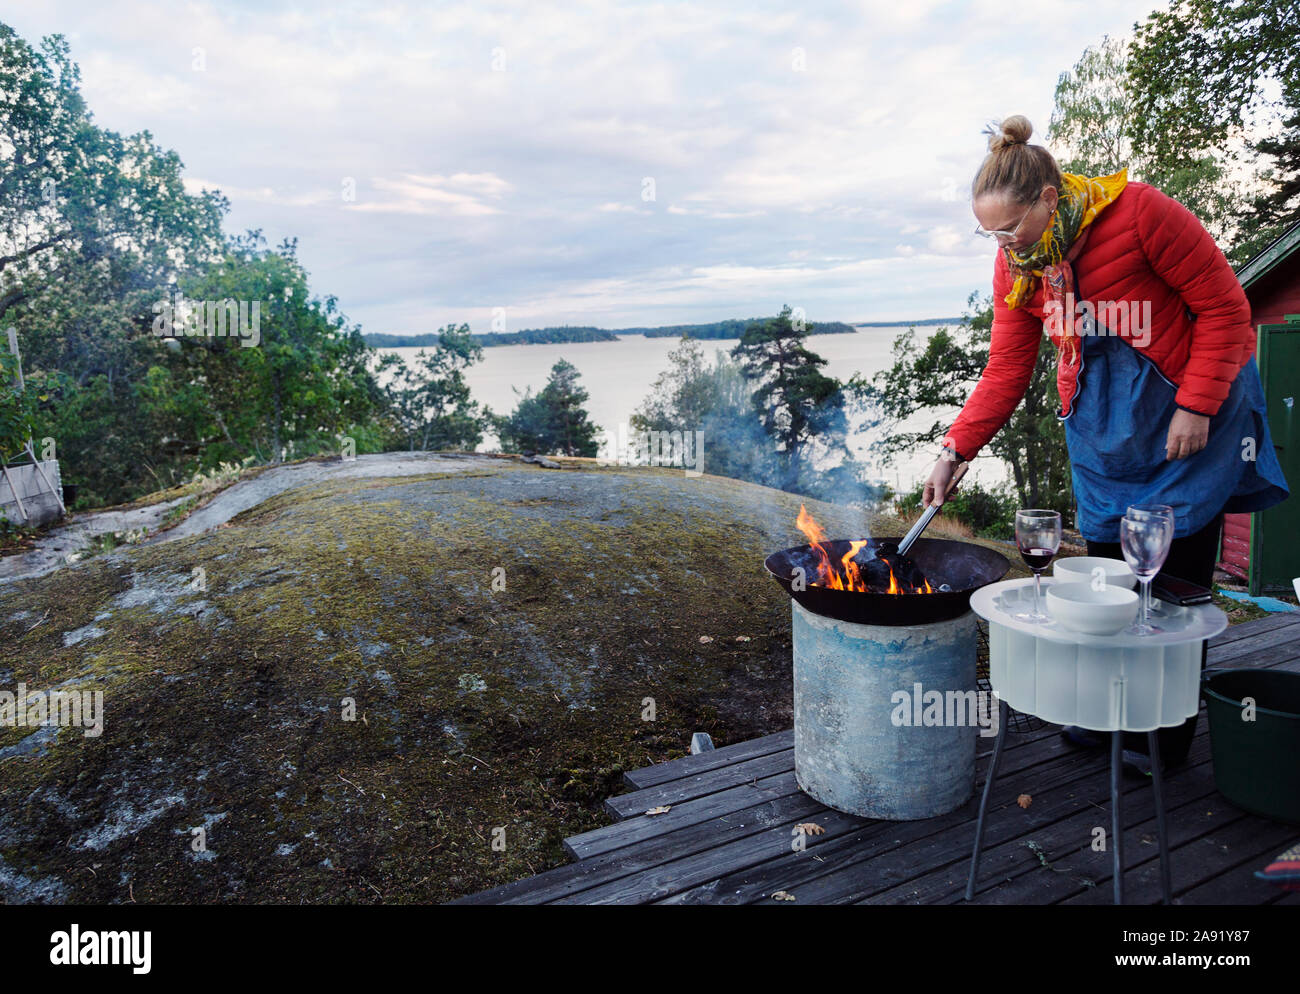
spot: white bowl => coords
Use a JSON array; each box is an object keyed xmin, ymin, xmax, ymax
[
  {"xmin": 1046, "ymin": 582, "xmax": 1139, "ymax": 635},
  {"xmin": 1053, "ymin": 556, "xmax": 1136, "ymax": 591}
]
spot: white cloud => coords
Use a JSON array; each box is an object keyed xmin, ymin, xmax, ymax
[
  {"xmin": 5, "ymin": 0, "xmax": 1159, "ymax": 330},
  {"xmin": 346, "ymin": 173, "xmax": 511, "ymax": 216}
]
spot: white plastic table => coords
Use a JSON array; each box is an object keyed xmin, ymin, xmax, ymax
[{"xmin": 964, "ymin": 576, "xmax": 1228, "ymax": 905}]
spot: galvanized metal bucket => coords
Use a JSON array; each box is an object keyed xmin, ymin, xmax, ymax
[{"xmin": 792, "ymin": 600, "xmax": 978, "ymax": 820}]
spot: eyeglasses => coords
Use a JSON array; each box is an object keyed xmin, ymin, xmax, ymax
[{"xmin": 974, "ymin": 191, "xmax": 1042, "ymax": 241}]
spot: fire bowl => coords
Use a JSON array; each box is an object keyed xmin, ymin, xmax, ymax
[{"xmin": 764, "ymin": 536, "xmax": 1010, "ymax": 627}]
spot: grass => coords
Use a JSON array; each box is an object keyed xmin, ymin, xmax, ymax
[{"xmin": 3, "ymin": 462, "xmax": 911, "ymax": 902}]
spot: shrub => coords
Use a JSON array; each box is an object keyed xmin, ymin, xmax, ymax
[{"xmin": 893, "ymin": 478, "xmax": 1018, "ymax": 540}]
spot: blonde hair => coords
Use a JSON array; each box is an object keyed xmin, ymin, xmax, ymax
[{"xmin": 971, "ymin": 115, "xmax": 1062, "ymax": 206}]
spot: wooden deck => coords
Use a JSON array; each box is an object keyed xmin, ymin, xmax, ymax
[{"xmin": 457, "ymin": 613, "xmax": 1300, "ymax": 905}]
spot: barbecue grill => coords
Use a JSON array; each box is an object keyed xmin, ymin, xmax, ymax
[
  {"xmin": 765, "ymin": 520, "xmax": 1011, "ymax": 820},
  {"xmin": 764, "ymin": 536, "xmax": 1010, "ymax": 627}
]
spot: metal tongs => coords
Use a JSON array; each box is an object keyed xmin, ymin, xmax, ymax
[{"xmin": 897, "ymin": 462, "xmax": 968, "ymax": 556}]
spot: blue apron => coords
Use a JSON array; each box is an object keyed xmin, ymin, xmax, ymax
[{"xmin": 1063, "ymin": 330, "xmax": 1290, "ymax": 543}]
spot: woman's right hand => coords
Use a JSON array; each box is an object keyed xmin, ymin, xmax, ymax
[{"xmin": 922, "ymin": 457, "xmax": 959, "ymax": 508}]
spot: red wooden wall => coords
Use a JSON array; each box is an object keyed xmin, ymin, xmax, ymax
[
  {"xmin": 1245, "ymin": 254, "xmax": 1300, "ymax": 327},
  {"xmin": 1219, "ymin": 512, "xmax": 1251, "ymax": 578}
]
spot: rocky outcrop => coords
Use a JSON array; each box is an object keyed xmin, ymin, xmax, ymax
[{"xmin": 0, "ymin": 453, "xmax": 1020, "ymax": 903}]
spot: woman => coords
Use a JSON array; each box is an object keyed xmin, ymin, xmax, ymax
[{"xmin": 923, "ymin": 115, "xmax": 1289, "ymax": 775}]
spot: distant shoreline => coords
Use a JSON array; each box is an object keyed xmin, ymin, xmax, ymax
[
  {"xmin": 849, "ymin": 317, "xmax": 964, "ymax": 327},
  {"xmin": 366, "ymin": 316, "xmax": 964, "ymax": 349}
]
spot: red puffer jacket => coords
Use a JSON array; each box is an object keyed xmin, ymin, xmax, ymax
[{"xmin": 944, "ymin": 180, "xmax": 1256, "ymax": 463}]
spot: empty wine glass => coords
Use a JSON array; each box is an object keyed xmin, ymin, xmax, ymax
[
  {"xmin": 1127, "ymin": 503, "xmax": 1174, "ymax": 527},
  {"xmin": 1121, "ymin": 507, "xmax": 1175, "ymax": 634},
  {"xmin": 1014, "ymin": 509, "xmax": 1062, "ymax": 623},
  {"xmin": 1127, "ymin": 504, "xmax": 1174, "ymax": 615}
]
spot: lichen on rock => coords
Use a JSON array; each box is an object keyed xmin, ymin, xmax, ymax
[{"xmin": 0, "ymin": 457, "xmax": 1020, "ymax": 903}]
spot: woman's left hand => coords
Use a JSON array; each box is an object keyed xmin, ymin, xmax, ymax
[{"xmin": 1166, "ymin": 408, "xmax": 1210, "ymax": 460}]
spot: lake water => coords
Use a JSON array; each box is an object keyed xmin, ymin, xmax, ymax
[{"xmin": 380, "ymin": 326, "xmax": 1010, "ymax": 493}]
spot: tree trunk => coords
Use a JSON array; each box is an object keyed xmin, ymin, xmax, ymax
[{"xmin": 271, "ymin": 376, "xmax": 283, "ymax": 463}]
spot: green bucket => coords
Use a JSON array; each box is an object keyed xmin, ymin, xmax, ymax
[{"xmin": 1202, "ymin": 669, "xmax": 1300, "ymax": 824}]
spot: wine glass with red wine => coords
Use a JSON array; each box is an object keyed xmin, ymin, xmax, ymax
[{"xmin": 1014, "ymin": 509, "xmax": 1062, "ymax": 623}]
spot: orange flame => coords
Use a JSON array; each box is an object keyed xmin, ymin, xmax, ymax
[{"xmin": 795, "ymin": 504, "xmax": 936, "ymax": 594}]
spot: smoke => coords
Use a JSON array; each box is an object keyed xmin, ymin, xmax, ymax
[{"xmin": 698, "ymin": 347, "xmax": 888, "ymax": 546}]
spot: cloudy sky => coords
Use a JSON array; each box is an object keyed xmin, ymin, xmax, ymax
[{"xmin": 11, "ymin": 0, "xmax": 1165, "ymax": 334}]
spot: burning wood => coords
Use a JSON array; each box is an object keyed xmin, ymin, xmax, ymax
[{"xmin": 795, "ymin": 504, "xmax": 935, "ymax": 594}]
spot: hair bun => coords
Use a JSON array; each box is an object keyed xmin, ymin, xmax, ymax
[{"xmin": 984, "ymin": 114, "xmax": 1034, "ymax": 152}]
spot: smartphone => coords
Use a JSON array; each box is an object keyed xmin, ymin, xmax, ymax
[{"xmin": 1152, "ymin": 571, "xmax": 1213, "ymax": 606}]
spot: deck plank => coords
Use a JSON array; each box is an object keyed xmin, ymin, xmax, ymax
[
  {"xmin": 673, "ymin": 733, "xmax": 1219, "ymax": 905},
  {"xmin": 1062, "ymin": 811, "xmax": 1300, "ymax": 905},
  {"xmin": 566, "ymin": 770, "xmax": 803, "ymax": 860},
  {"xmin": 1163, "ymin": 846, "xmax": 1299, "ymax": 906},
  {"xmin": 451, "ymin": 788, "xmax": 825, "ymax": 905},
  {"xmin": 456, "ymin": 617, "xmax": 1300, "ymax": 904},
  {"xmin": 606, "ymin": 721, "xmax": 1064, "ymax": 824},
  {"xmin": 1203, "ymin": 622, "xmax": 1300, "ymax": 668},
  {"xmin": 595, "ymin": 717, "xmax": 1081, "ymax": 847},
  {"xmin": 626, "ymin": 733, "xmax": 1156, "ymax": 904},
  {"xmin": 622, "ymin": 729, "xmax": 794, "ymax": 789},
  {"xmin": 1208, "ymin": 612, "xmax": 1299, "ymax": 647},
  {"xmin": 554, "ymin": 801, "xmax": 874, "ymax": 904},
  {"xmin": 604, "ymin": 748, "xmax": 796, "ymax": 820},
  {"xmin": 955, "ymin": 737, "xmax": 1228, "ymax": 905}
]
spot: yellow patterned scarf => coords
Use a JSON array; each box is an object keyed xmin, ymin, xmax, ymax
[{"xmin": 1004, "ymin": 168, "xmax": 1129, "ymax": 311}]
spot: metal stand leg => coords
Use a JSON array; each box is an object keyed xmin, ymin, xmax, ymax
[
  {"xmin": 23, "ymin": 441, "xmax": 65, "ymax": 514},
  {"xmin": 1148, "ymin": 730, "xmax": 1172, "ymax": 904},
  {"xmin": 965, "ymin": 697, "xmax": 1009, "ymax": 901},
  {"xmin": 0, "ymin": 458, "xmax": 29, "ymax": 521},
  {"xmin": 1111, "ymin": 730, "xmax": 1124, "ymax": 905}
]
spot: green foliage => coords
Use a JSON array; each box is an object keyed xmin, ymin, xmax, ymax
[
  {"xmin": 0, "ymin": 504, "xmax": 35, "ymax": 544},
  {"xmin": 632, "ymin": 317, "xmax": 855, "ymax": 339},
  {"xmin": 693, "ymin": 348, "xmax": 791, "ymax": 488},
  {"xmin": 0, "ymin": 22, "xmax": 227, "ymax": 503},
  {"xmin": 36, "ymin": 370, "xmax": 163, "ymax": 506},
  {"xmin": 1048, "ymin": 35, "xmax": 1134, "ymax": 178},
  {"xmin": 365, "ymin": 317, "xmax": 859, "ymax": 349},
  {"xmin": 383, "ymin": 324, "xmax": 493, "ymax": 452},
  {"xmin": 0, "ymin": 25, "xmax": 406, "ymax": 506},
  {"xmin": 1233, "ymin": 105, "xmax": 1300, "ymax": 262},
  {"xmin": 6, "ymin": 228, "xmax": 400, "ymax": 506},
  {"xmin": 1047, "ymin": 6, "xmax": 1300, "ymax": 263},
  {"xmin": 851, "ymin": 292, "xmax": 1074, "ymax": 523},
  {"xmin": 630, "ymin": 335, "xmax": 721, "ymax": 434},
  {"xmin": 167, "ymin": 232, "xmax": 391, "ymax": 467},
  {"xmin": 729, "ymin": 304, "xmax": 860, "ymax": 493},
  {"xmin": 1126, "ymin": 0, "xmax": 1300, "ymax": 262},
  {"xmin": 631, "ymin": 337, "xmax": 782, "ymax": 487},
  {"xmin": 496, "ymin": 359, "xmax": 602, "ymax": 457},
  {"xmin": 893, "ymin": 478, "xmax": 1020, "ymax": 540},
  {"xmin": 630, "ymin": 325, "xmax": 869, "ymax": 503},
  {"xmin": 0, "ymin": 25, "xmax": 227, "ymax": 334},
  {"xmin": 1047, "ymin": 30, "xmax": 1240, "ymax": 246},
  {"xmin": 367, "ymin": 326, "xmax": 619, "ymax": 348},
  {"xmin": 0, "ymin": 349, "xmax": 39, "ymax": 462}
]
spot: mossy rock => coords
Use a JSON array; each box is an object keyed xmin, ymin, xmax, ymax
[{"xmin": 0, "ymin": 459, "xmax": 1024, "ymax": 903}]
